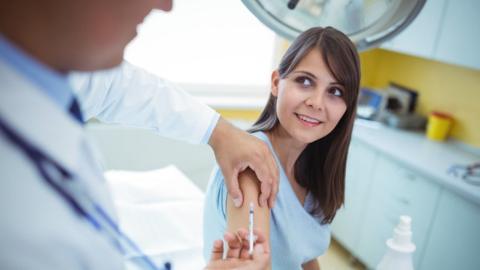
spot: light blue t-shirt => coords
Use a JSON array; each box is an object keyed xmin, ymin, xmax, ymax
[
  {"xmin": 203, "ymin": 131, "xmax": 331, "ymax": 269},
  {"xmin": 0, "ymin": 35, "xmax": 74, "ymax": 111}
]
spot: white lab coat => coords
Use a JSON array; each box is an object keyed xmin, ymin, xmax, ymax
[
  {"xmin": 69, "ymin": 62, "xmax": 219, "ymax": 144},
  {"xmin": 0, "ymin": 59, "xmax": 218, "ymax": 269}
]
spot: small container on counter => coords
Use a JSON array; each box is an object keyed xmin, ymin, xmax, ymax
[{"xmin": 426, "ymin": 111, "xmax": 453, "ymax": 141}]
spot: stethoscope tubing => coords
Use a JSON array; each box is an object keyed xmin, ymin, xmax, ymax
[{"xmin": 0, "ymin": 115, "xmax": 170, "ymax": 270}]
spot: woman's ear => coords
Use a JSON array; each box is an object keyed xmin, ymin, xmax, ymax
[{"xmin": 271, "ymin": 70, "xmax": 280, "ymax": 97}]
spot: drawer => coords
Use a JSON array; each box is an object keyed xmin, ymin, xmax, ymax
[
  {"xmin": 372, "ymin": 157, "xmax": 440, "ymax": 222},
  {"xmin": 383, "ymin": 177, "xmax": 440, "ymax": 232},
  {"xmin": 356, "ymin": 154, "xmax": 442, "ymax": 269},
  {"xmin": 360, "ymin": 197, "xmax": 435, "ymax": 269}
]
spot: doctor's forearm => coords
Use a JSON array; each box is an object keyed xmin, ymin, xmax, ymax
[
  {"xmin": 71, "ymin": 61, "xmax": 219, "ymax": 144},
  {"xmin": 208, "ymin": 117, "xmax": 229, "ymax": 149}
]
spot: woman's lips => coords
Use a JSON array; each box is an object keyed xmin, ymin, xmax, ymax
[{"xmin": 295, "ymin": 113, "xmax": 322, "ymax": 127}]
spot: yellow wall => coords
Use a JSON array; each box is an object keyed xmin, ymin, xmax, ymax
[
  {"xmin": 217, "ymin": 46, "xmax": 480, "ymax": 147},
  {"xmin": 360, "ymin": 49, "xmax": 480, "ymax": 147},
  {"xmin": 216, "ymin": 109, "xmax": 260, "ymax": 122}
]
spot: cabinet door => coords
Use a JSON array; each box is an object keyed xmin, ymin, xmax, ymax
[
  {"xmin": 380, "ymin": 0, "xmax": 447, "ymax": 59},
  {"xmin": 420, "ymin": 190, "xmax": 480, "ymax": 270},
  {"xmin": 434, "ymin": 0, "xmax": 480, "ymax": 70},
  {"xmin": 355, "ymin": 156, "xmax": 440, "ymax": 269},
  {"xmin": 331, "ymin": 140, "xmax": 377, "ymax": 254}
]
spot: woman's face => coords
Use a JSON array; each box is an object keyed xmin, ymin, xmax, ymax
[{"xmin": 272, "ymin": 48, "xmax": 347, "ymax": 145}]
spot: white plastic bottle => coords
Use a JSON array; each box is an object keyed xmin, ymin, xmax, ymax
[{"xmin": 376, "ymin": 215, "xmax": 416, "ymax": 270}]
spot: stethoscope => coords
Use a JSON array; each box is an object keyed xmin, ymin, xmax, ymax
[{"xmin": 0, "ymin": 115, "xmax": 172, "ymax": 270}]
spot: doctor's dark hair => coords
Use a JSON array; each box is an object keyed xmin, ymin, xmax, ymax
[{"xmin": 249, "ymin": 27, "xmax": 360, "ymax": 224}]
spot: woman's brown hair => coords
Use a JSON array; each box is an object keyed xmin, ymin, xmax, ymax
[{"xmin": 249, "ymin": 26, "xmax": 361, "ymax": 224}]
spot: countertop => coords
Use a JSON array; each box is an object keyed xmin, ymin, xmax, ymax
[{"xmin": 352, "ymin": 119, "xmax": 480, "ymax": 206}]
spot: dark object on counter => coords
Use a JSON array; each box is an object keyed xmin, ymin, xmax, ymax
[
  {"xmin": 386, "ymin": 96, "xmax": 403, "ymax": 112},
  {"xmin": 356, "ymin": 84, "xmax": 425, "ymax": 130},
  {"xmin": 386, "ymin": 82, "xmax": 418, "ymax": 114},
  {"xmin": 383, "ymin": 111, "xmax": 427, "ymax": 130}
]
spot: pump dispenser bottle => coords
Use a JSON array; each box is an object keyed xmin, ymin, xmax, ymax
[{"xmin": 376, "ymin": 215, "xmax": 416, "ymax": 270}]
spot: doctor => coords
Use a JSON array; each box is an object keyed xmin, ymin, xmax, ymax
[{"xmin": 0, "ymin": 0, "xmax": 274, "ymax": 269}]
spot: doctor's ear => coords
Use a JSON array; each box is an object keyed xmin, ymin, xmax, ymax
[{"xmin": 271, "ymin": 70, "xmax": 280, "ymax": 97}]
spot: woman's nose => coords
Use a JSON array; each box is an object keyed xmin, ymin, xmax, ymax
[{"xmin": 305, "ymin": 90, "xmax": 325, "ymax": 111}]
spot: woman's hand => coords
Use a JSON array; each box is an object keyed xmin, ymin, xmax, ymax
[
  {"xmin": 205, "ymin": 229, "xmax": 270, "ymax": 270},
  {"xmin": 208, "ymin": 117, "xmax": 279, "ymax": 208}
]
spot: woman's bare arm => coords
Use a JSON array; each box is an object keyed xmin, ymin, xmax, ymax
[{"xmin": 226, "ymin": 168, "xmax": 271, "ymax": 268}]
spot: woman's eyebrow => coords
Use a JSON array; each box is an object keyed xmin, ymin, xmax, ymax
[
  {"xmin": 330, "ymin": 82, "xmax": 344, "ymax": 87},
  {"xmin": 292, "ymin": 70, "xmax": 341, "ymax": 85},
  {"xmin": 291, "ymin": 70, "xmax": 317, "ymax": 79}
]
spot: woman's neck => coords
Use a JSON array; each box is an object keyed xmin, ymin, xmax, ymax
[
  {"xmin": 266, "ymin": 126, "xmax": 309, "ymax": 205},
  {"xmin": 266, "ymin": 127, "xmax": 307, "ymax": 176}
]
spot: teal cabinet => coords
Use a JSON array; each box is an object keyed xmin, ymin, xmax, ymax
[
  {"xmin": 381, "ymin": 0, "xmax": 447, "ymax": 59},
  {"xmin": 332, "ymin": 129, "xmax": 479, "ymax": 269},
  {"xmin": 420, "ymin": 190, "xmax": 480, "ymax": 270},
  {"xmin": 354, "ymin": 156, "xmax": 441, "ymax": 269},
  {"xmin": 381, "ymin": 0, "xmax": 480, "ymax": 70},
  {"xmin": 332, "ymin": 140, "xmax": 378, "ymax": 255},
  {"xmin": 433, "ymin": 0, "xmax": 480, "ymax": 70}
]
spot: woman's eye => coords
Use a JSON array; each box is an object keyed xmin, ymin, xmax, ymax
[
  {"xmin": 330, "ymin": 87, "xmax": 344, "ymax": 97},
  {"xmin": 295, "ymin": 76, "xmax": 313, "ymax": 88}
]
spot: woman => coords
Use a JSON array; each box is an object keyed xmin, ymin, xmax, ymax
[{"xmin": 203, "ymin": 26, "xmax": 360, "ymax": 269}]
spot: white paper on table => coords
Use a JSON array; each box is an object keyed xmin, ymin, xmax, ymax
[
  {"xmin": 105, "ymin": 165, "xmax": 204, "ymax": 204},
  {"xmin": 105, "ymin": 165, "xmax": 207, "ymax": 269}
]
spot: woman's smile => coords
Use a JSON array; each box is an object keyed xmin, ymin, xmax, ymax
[{"xmin": 295, "ymin": 113, "xmax": 322, "ymax": 127}]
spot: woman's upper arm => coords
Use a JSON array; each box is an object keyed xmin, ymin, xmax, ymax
[{"xmin": 226, "ymin": 168, "xmax": 271, "ymax": 249}]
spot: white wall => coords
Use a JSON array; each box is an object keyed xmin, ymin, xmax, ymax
[
  {"xmin": 86, "ymin": 123, "xmax": 216, "ymax": 191},
  {"xmin": 125, "ymin": 0, "xmax": 276, "ymax": 97}
]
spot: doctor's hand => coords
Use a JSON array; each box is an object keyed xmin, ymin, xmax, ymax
[
  {"xmin": 209, "ymin": 117, "xmax": 279, "ymax": 208},
  {"xmin": 205, "ymin": 229, "xmax": 270, "ymax": 270}
]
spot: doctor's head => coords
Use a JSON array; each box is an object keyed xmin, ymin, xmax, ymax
[
  {"xmin": 0, "ymin": 0, "xmax": 173, "ymax": 72},
  {"xmin": 250, "ymin": 26, "xmax": 360, "ymax": 224}
]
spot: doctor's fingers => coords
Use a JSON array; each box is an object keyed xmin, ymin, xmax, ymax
[
  {"xmin": 226, "ymin": 165, "xmax": 244, "ymax": 208},
  {"xmin": 237, "ymin": 229, "xmax": 268, "ymax": 260},
  {"xmin": 224, "ymin": 231, "xmax": 243, "ymax": 259},
  {"xmin": 249, "ymin": 244, "xmax": 270, "ymax": 269},
  {"xmin": 236, "ymin": 243, "xmax": 270, "ymax": 269},
  {"xmin": 236, "ymin": 229, "xmax": 267, "ymax": 245},
  {"xmin": 209, "ymin": 240, "xmax": 224, "ymax": 261},
  {"xmin": 267, "ymin": 157, "xmax": 279, "ymax": 209},
  {"xmin": 248, "ymin": 144, "xmax": 279, "ymax": 208}
]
